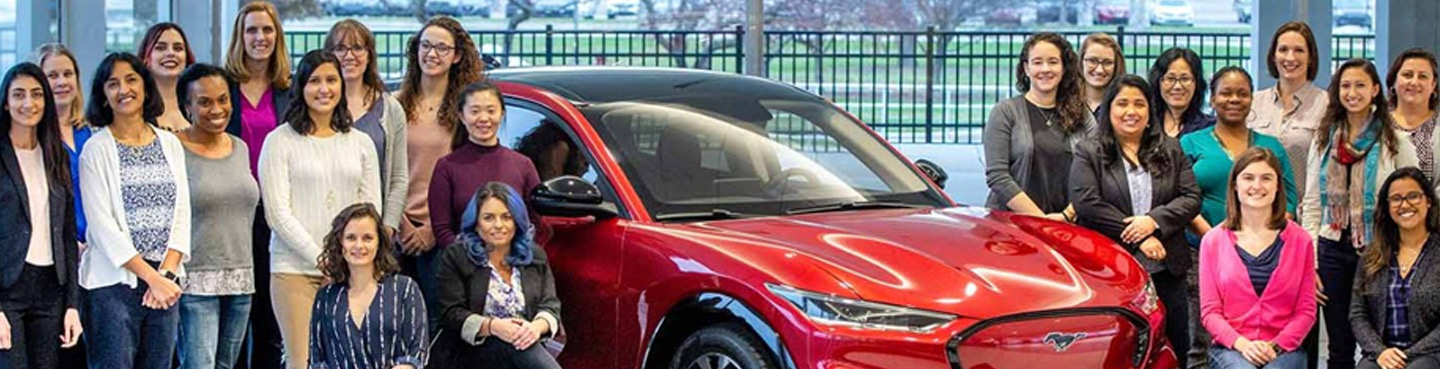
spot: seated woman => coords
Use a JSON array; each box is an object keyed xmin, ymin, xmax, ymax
[
  {"xmin": 1200, "ymin": 147, "xmax": 1317, "ymax": 369},
  {"xmin": 434, "ymin": 182, "xmax": 561, "ymax": 369},
  {"xmin": 308, "ymin": 203, "xmax": 428, "ymax": 369},
  {"xmin": 1352, "ymin": 168, "xmax": 1440, "ymax": 369}
]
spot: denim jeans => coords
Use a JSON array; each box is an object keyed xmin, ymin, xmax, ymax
[
  {"xmin": 0, "ymin": 264, "xmax": 64, "ymax": 369},
  {"xmin": 178, "ymin": 294, "xmax": 253, "ymax": 369},
  {"xmin": 1319, "ymin": 234, "xmax": 1360, "ymax": 369},
  {"xmin": 1209, "ymin": 345, "xmax": 1307, "ymax": 369},
  {"xmin": 84, "ymin": 283, "xmax": 179, "ymax": 369}
]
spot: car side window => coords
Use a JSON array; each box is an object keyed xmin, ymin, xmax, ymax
[{"xmin": 504, "ymin": 102, "xmax": 620, "ymax": 204}]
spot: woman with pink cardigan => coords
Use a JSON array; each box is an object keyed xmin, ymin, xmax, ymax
[{"xmin": 1199, "ymin": 147, "xmax": 1318, "ymax": 368}]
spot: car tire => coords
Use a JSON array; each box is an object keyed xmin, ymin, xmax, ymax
[{"xmin": 670, "ymin": 323, "xmax": 776, "ymax": 369}]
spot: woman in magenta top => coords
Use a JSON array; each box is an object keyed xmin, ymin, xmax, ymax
[
  {"xmin": 429, "ymin": 81, "xmax": 540, "ymax": 248},
  {"xmin": 1200, "ymin": 146, "xmax": 1317, "ymax": 368},
  {"xmin": 223, "ymin": 1, "xmax": 291, "ymax": 178}
]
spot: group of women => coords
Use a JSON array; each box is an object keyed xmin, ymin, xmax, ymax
[
  {"xmin": 987, "ymin": 20, "xmax": 1440, "ymax": 369},
  {"xmin": 0, "ymin": 2, "xmax": 560, "ymax": 369}
]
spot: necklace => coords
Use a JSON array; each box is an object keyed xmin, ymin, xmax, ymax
[{"xmin": 1032, "ymin": 102, "xmax": 1058, "ymax": 127}]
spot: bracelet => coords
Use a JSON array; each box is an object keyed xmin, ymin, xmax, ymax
[{"xmin": 481, "ymin": 317, "xmax": 493, "ymax": 337}]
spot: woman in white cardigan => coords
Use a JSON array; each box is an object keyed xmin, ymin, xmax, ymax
[
  {"xmin": 1301, "ymin": 59, "xmax": 1420, "ymax": 369},
  {"xmin": 77, "ymin": 52, "xmax": 191, "ymax": 369},
  {"xmin": 257, "ymin": 50, "xmax": 380, "ymax": 369}
]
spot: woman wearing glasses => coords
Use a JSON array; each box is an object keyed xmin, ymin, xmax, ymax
[
  {"xmin": 1080, "ymin": 32, "xmax": 1125, "ymax": 114},
  {"xmin": 396, "ymin": 15, "xmax": 484, "ymax": 333},
  {"xmin": 1148, "ymin": 47, "xmax": 1213, "ymax": 139},
  {"xmin": 1351, "ymin": 168, "xmax": 1440, "ymax": 369},
  {"xmin": 325, "ymin": 20, "xmax": 409, "ymax": 247}
]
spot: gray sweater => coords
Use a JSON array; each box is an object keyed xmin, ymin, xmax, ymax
[
  {"xmin": 983, "ymin": 96, "xmax": 1096, "ymax": 210},
  {"xmin": 1352, "ymin": 237, "xmax": 1440, "ymax": 359},
  {"xmin": 184, "ymin": 136, "xmax": 259, "ymax": 271}
]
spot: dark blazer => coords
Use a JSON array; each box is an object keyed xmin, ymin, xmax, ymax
[
  {"xmin": 432, "ymin": 241, "xmax": 562, "ymax": 366},
  {"xmin": 1070, "ymin": 138, "xmax": 1201, "ymax": 276},
  {"xmin": 225, "ymin": 85, "xmax": 292, "ymax": 138},
  {"xmin": 0, "ymin": 137, "xmax": 81, "ymax": 310},
  {"xmin": 1351, "ymin": 236, "xmax": 1440, "ymax": 359}
]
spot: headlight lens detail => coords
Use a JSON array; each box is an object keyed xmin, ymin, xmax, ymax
[{"xmin": 766, "ymin": 283, "xmax": 956, "ymax": 333}]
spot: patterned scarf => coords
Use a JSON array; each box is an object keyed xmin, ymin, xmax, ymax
[{"xmin": 1318, "ymin": 116, "xmax": 1382, "ymax": 249}]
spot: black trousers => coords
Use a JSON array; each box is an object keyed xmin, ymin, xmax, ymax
[
  {"xmin": 0, "ymin": 264, "xmax": 65, "ymax": 369},
  {"xmin": 1319, "ymin": 233, "xmax": 1361, "ymax": 369},
  {"xmin": 242, "ymin": 205, "xmax": 282, "ymax": 369},
  {"xmin": 1155, "ymin": 270, "xmax": 1189, "ymax": 369}
]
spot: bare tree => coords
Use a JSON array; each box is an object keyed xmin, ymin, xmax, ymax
[{"xmin": 270, "ymin": 0, "xmax": 325, "ymax": 20}]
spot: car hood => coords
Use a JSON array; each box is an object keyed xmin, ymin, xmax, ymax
[{"xmin": 679, "ymin": 207, "xmax": 1147, "ymax": 319}]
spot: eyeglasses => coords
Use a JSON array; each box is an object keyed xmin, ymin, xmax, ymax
[
  {"xmin": 1084, "ymin": 57, "xmax": 1116, "ymax": 70},
  {"xmin": 1389, "ymin": 191, "xmax": 1427, "ymax": 207},
  {"xmin": 330, "ymin": 44, "xmax": 367, "ymax": 57},
  {"xmin": 419, "ymin": 41, "xmax": 455, "ymax": 56},
  {"xmin": 1162, "ymin": 75, "xmax": 1194, "ymax": 87}
]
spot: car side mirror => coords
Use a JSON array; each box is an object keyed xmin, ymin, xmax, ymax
[
  {"xmin": 531, "ymin": 175, "xmax": 618, "ymax": 219},
  {"xmin": 915, "ymin": 159, "xmax": 948, "ymax": 189}
]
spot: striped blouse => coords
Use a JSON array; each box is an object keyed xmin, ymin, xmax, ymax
[{"xmin": 309, "ymin": 274, "xmax": 429, "ymax": 369}]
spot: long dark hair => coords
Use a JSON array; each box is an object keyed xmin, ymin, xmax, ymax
[
  {"xmin": 137, "ymin": 22, "xmax": 196, "ymax": 68},
  {"xmin": 1363, "ymin": 167, "xmax": 1440, "ymax": 284},
  {"xmin": 1317, "ymin": 59, "xmax": 1399, "ymax": 156},
  {"xmin": 451, "ymin": 81, "xmax": 504, "ymax": 150},
  {"xmin": 283, "ymin": 50, "xmax": 352, "ymax": 136},
  {"xmin": 0, "ymin": 63, "xmax": 71, "ymax": 191},
  {"xmin": 1147, "ymin": 47, "xmax": 1207, "ymax": 128},
  {"xmin": 396, "ymin": 16, "xmax": 484, "ymax": 127},
  {"xmin": 86, "ymin": 52, "xmax": 164, "ymax": 127},
  {"xmin": 1385, "ymin": 48, "xmax": 1439, "ymax": 110},
  {"xmin": 317, "ymin": 202, "xmax": 400, "ymax": 285},
  {"xmin": 457, "ymin": 182, "xmax": 536, "ymax": 267},
  {"xmin": 1015, "ymin": 32, "xmax": 1088, "ymax": 134},
  {"xmin": 1095, "ymin": 75, "xmax": 1169, "ymax": 173}
]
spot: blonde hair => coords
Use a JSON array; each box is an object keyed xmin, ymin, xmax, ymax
[
  {"xmin": 30, "ymin": 43, "xmax": 87, "ymax": 128},
  {"xmin": 225, "ymin": 1, "xmax": 291, "ymax": 89}
]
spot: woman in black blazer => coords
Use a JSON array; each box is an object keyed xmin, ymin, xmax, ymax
[
  {"xmin": 0, "ymin": 62, "xmax": 83, "ymax": 368},
  {"xmin": 1353, "ymin": 168, "xmax": 1440, "ymax": 369},
  {"xmin": 1071, "ymin": 74, "xmax": 1201, "ymax": 367},
  {"xmin": 434, "ymin": 181, "xmax": 562, "ymax": 369}
]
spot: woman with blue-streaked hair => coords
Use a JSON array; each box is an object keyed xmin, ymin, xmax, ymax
[{"xmin": 432, "ymin": 182, "xmax": 561, "ymax": 369}]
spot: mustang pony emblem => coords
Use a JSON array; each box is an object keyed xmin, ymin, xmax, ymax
[{"xmin": 1043, "ymin": 332, "xmax": 1087, "ymax": 352}]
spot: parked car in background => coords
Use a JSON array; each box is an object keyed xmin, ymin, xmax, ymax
[
  {"xmin": 1233, "ymin": 0, "xmax": 1252, "ymax": 23},
  {"xmin": 533, "ymin": 0, "xmax": 578, "ymax": 17},
  {"xmin": 1334, "ymin": 0, "xmax": 1373, "ymax": 28},
  {"xmin": 1149, "ymin": 0, "xmax": 1194, "ymax": 26},
  {"xmin": 595, "ymin": 0, "xmax": 639, "ymax": 19},
  {"xmin": 1094, "ymin": 0, "xmax": 1131, "ymax": 25},
  {"xmin": 986, "ymin": 7, "xmax": 1037, "ymax": 27},
  {"xmin": 477, "ymin": 66, "xmax": 1180, "ymax": 369},
  {"xmin": 1036, "ymin": 0, "xmax": 1081, "ymax": 24}
]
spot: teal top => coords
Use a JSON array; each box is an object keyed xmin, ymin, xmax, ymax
[{"xmin": 1179, "ymin": 126, "xmax": 1299, "ymax": 230}]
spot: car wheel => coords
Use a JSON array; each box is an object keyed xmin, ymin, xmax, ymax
[{"xmin": 670, "ymin": 324, "xmax": 775, "ymax": 369}]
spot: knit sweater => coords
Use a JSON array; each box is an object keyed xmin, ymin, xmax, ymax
[
  {"xmin": 1199, "ymin": 220, "xmax": 1317, "ymax": 351},
  {"xmin": 258, "ymin": 124, "xmax": 381, "ymax": 276},
  {"xmin": 428, "ymin": 141, "xmax": 540, "ymax": 247}
]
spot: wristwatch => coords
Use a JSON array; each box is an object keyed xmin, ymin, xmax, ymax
[{"xmin": 158, "ymin": 269, "xmax": 179, "ymax": 284}]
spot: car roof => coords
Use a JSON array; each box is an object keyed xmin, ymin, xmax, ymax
[{"xmin": 487, "ymin": 67, "xmax": 820, "ymax": 104}]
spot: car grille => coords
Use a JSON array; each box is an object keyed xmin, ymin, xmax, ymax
[{"xmin": 945, "ymin": 308, "xmax": 1151, "ymax": 369}]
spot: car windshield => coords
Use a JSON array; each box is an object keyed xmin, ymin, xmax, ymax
[{"xmin": 580, "ymin": 93, "xmax": 949, "ymax": 221}]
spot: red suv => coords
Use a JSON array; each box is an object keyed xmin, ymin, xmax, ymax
[{"xmin": 491, "ymin": 67, "xmax": 1180, "ymax": 369}]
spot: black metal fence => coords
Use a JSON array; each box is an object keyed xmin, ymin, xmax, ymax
[{"xmin": 286, "ymin": 26, "xmax": 1376, "ymax": 144}]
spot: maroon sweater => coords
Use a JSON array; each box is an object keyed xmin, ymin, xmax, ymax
[{"xmin": 428, "ymin": 141, "xmax": 541, "ymax": 247}]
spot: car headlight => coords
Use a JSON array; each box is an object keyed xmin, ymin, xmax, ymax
[
  {"xmin": 767, "ymin": 283, "xmax": 956, "ymax": 333},
  {"xmin": 1133, "ymin": 279, "xmax": 1160, "ymax": 315}
]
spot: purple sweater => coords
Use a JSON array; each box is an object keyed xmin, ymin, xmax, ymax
[{"xmin": 428, "ymin": 141, "xmax": 540, "ymax": 247}]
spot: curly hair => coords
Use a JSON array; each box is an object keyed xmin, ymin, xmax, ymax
[
  {"xmin": 317, "ymin": 203, "xmax": 400, "ymax": 285},
  {"xmin": 396, "ymin": 16, "xmax": 484, "ymax": 128},
  {"xmin": 1014, "ymin": 32, "xmax": 1089, "ymax": 134}
]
